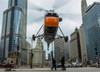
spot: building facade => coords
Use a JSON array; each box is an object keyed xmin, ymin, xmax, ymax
[
  {"xmin": 33, "ymin": 38, "xmax": 46, "ymax": 66},
  {"xmin": 20, "ymin": 41, "xmax": 31, "ymax": 65},
  {"xmin": 83, "ymin": 2, "xmax": 100, "ymax": 61},
  {"xmin": 70, "ymin": 28, "xmax": 82, "ymax": 62},
  {"xmin": 81, "ymin": 0, "xmax": 87, "ymax": 17},
  {"xmin": 0, "ymin": 0, "xmax": 27, "ymax": 64},
  {"xmin": 26, "ymin": 42, "xmax": 31, "ymax": 65},
  {"xmin": 0, "ymin": 42, "xmax": 2, "ymax": 61},
  {"xmin": 79, "ymin": 24, "xmax": 87, "ymax": 63},
  {"xmin": 48, "ymin": 53, "xmax": 51, "ymax": 61},
  {"xmin": 65, "ymin": 41, "xmax": 70, "ymax": 62},
  {"xmin": 54, "ymin": 38, "xmax": 67, "ymax": 63},
  {"xmin": 81, "ymin": 0, "xmax": 88, "ymax": 63}
]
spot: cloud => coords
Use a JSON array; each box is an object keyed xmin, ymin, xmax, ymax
[
  {"xmin": 58, "ymin": 18, "xmax": 81, "ymax": 37},
  {"xmin": 87, "ymin": 0, "xmax": 100, "ymax": 5},
  {"xmin": 0, "ymin": 0, "xmax": 100, "ymax": 53},
  {"xmin": 52, "ymin": 0, "xmax": 70, "ymax": 9},
  {"xmin": 27, "ymin": 22, "xmax": 44, "ymax": 37},
  {"xmin": 27, "ymin": 0, "xmax": 82, "ymax": 36},
  {"xmin": 27, "ymin": 0, "xmax": 100, "ymax": 39},
  {"xmin": 27, "ymin": 0, "xmax": 100, "ymax": 58}
]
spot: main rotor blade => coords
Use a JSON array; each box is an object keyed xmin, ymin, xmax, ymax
[
  {"xmin": 27, "ymin": 8, "xmax": 45, "ymax": 24},
  {"xmin": 53, "ymin": 0, "xmax": 70, "ymax": 10},
  {"xmin": 58, "ymin": 13, "xmax": 80, "ymax": 21},
  {"xmin": 27, "ymin": 15, "xmax": 44, "ymax": 24},
  {"xmin": 29, "ymin": 2, "xmax": 48, "ymax": 12}
]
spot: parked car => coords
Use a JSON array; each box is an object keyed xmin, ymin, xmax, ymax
[
  {"xmin": 72, "ymin": 62, "xmax": 83, "ymax": 67},
  {"xmin": 65, "ymin": 63, "xmax": 72, "ymax": 67},
  {"xmin": 91, "ymin": 63, "xmax": 98, "ymax": 67},
  {"xmin": 77, "ymin": 63, "xmax": 83, "ymax": 67},
  {"xmin": 72, "ymin": 62, "xmax": 77, "ymax": 67}
]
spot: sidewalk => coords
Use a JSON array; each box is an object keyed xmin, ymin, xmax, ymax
[{"xmin": 16, "ymin": 68, "xmax": 62, "ymax": 71}]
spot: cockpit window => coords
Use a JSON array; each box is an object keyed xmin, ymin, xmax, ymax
[{"xmin": 45, "ymin": 13, "xmax": 59, "ymax": 17}]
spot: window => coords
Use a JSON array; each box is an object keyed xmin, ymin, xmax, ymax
[
  {"xmin": 7, "ymin": 11, "xmax": 11, "ymax": 35},
  {"xmin": 13, "ymin": 10, "xmax": 22, "ymax": 34},
  {"xmin": 2, "ymin": 13, "xmax": 7, "ymax": 36}
]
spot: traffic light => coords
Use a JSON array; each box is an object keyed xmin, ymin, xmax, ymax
[{"xmin": 95, "ymin": 47, "xmax": 98, "ymax": 55}]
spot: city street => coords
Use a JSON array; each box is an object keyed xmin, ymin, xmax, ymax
[{"xmin": 0, "ymin": 67, "xmax": 100, "ymax": 72}]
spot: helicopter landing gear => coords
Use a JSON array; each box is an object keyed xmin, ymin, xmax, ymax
[
  {"xmin": 32, "ymin": 35, "xmax": 36, "ymax": 41},
  {"xmin": 59, "ymin": 17, "xmax": 62, "ymax": 22}
]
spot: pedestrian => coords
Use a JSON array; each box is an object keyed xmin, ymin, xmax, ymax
[
  {"xmin": 61, "ymin": 56, "xmax": 66, "ymax": 70},
  {"xmin": 51, "ymin": 57, "xmax": 56, "ymax": 70}
]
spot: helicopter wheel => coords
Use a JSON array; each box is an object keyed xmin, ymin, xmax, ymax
[
  {"xmin": 59, "ymin": 17, "xmax": 62, "ymax": 22},
  {"xmin": 32, "ymin": 35, "xmax": 36, "ymax": 41},
  {"xmin": 64, "ymin": 36, "xmax": 68, "ymax": 42}
]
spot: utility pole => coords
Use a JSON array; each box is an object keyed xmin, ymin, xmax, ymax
[
  {"xmin": 51, "ymin": 42, "xmax": 53, "ymax": 57},
  {"xmin": 30, "ymin": 50, "xmax": 33, "ymax": 68},
  {"xmin": 30, "ymin": 36, "xmax": 33, "ymax": 69}
]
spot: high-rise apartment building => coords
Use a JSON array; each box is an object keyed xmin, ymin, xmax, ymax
[
  {"xmin": 65, "ymin": 41, "xmax": 70, "ymax": 61},
  {"xmin": 70, "ymin": 28, "xmax": 82, "ymax": 62},
  {"xmin": 54, "ymin": 38, "xmax": 67, "ymax": 63},
  {"xmin": 83, "ymin": 2, "xmax": 100, "ymax": 61},
  {"xmin": 0, "ymin": 42, "xmax": 2, "ymax": 60},
  {"xmin": 81, "ymin": 0, "xmax": 87, "ymax": 17},
  {"xmin": 0, "ymin": 0, "xmax": 27, "ymax": 64},
  {"xmin": 81, "ymin": 0, "xmax": 88, "ymax": 63},
  {"xmin": 79, "ymin": 24, "xmax": 87, "ymax": 63}
]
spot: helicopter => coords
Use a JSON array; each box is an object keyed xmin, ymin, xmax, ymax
[{"xmin": 30, "ymin": 0, "xmax": 69, "ymax": 50}]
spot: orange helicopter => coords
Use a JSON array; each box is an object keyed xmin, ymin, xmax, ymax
[
  {"xmin": 30, "ymin": 1, "xmax": 69, "ymax": 50},
  {"xmin": 32, "ymin": 10, "xmax": 68, "ymax": 50}
]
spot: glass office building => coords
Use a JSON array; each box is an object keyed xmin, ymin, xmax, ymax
[
  {"xmin": 0, "ymin": 0, "xmax": 27, "ymax": 62},
  {"xmin": 83, "ymin": 2, "xmax": 100, "ymax": 61}
]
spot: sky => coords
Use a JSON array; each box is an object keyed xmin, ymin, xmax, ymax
[{"xmin": 0, "ymin": 0, "xmax": 100, "ymax": 54}]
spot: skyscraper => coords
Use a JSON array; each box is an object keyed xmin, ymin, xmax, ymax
[
  {"xmin": 81, "ymin": 0, "xmax": 87, "ymax": 64},
  {"xmin": 0, "ymin": 0, "xmax": 27, "ymax": 63},
  {"xmin": 0, "ymin": 42, "xmax": 2, "ymax": 60},
  {"xmin": 79, "ymin": 24, "xmax": 87, "ymax": 63},
  {"xmin": 81, "ymin": 0, "xmax": 87, "ymax": 17},
  {"xmin": 70, "ymin": 28, "xmax": 82, "ymax": 62},
  {"xmin": 54, "ymin": 38, "xmax": 66, "ymax": 63},
  {"xmin": 65, "ymin": 41, "xmax": 70, "ymax": 61},
  {"xmin": 83, "ymin": 2, "xmax": 100, "ymax": 61}
]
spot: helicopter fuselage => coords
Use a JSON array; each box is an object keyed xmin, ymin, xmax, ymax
[
  {"xmin": 44, "ymin": 12, "xmax": 60, "ymax": 47},
  {"xmin": 44, "ymin": 17, "xmax": 59, "ymax": 44}
]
